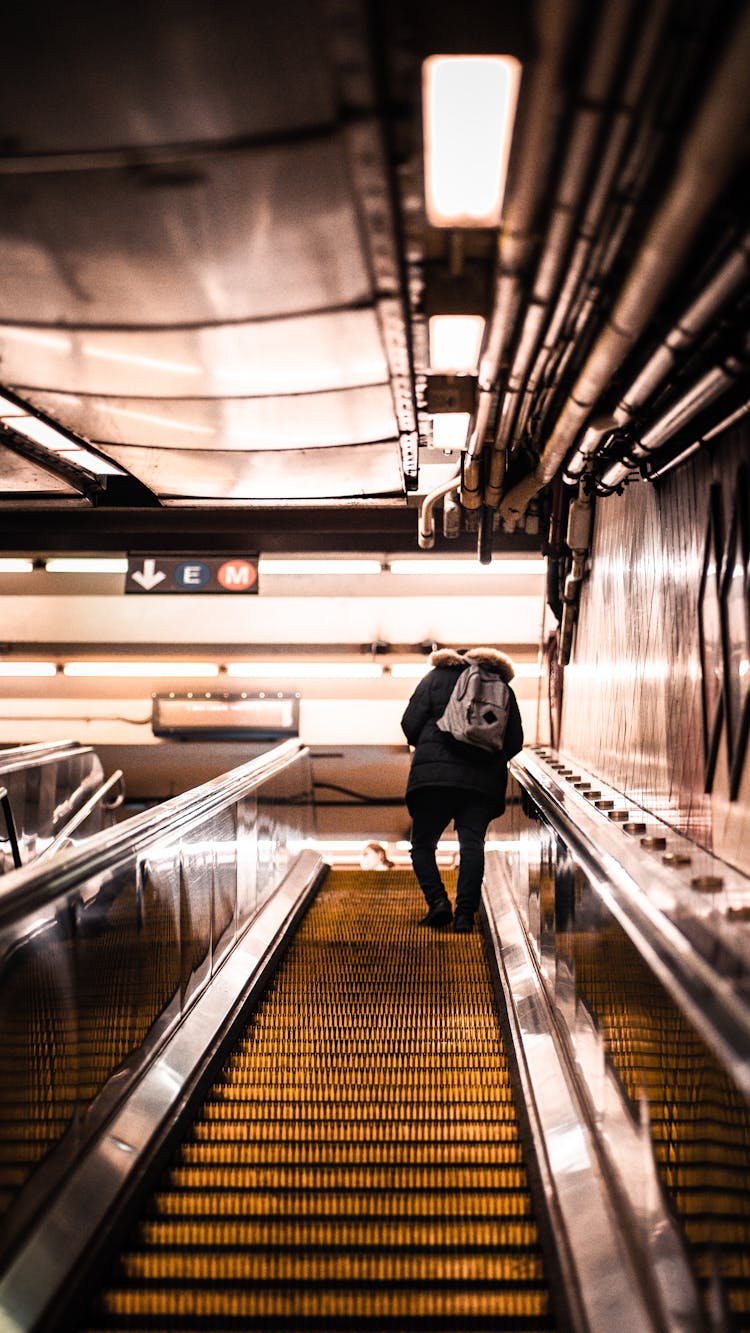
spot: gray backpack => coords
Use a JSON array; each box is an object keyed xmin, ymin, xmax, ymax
[{"xmin": 436, "ymin": 662, "xmax": 511, "ymax": 751}]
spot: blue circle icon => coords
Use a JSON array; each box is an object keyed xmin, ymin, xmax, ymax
[{"xmin": 175, "ymin": 560, "xmax": 212, "ymax": 589}]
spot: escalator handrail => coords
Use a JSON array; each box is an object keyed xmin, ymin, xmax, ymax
[
  {"xmin": 510, "ymin": 748, "xmax": 750, "ymax": 1096},
  {"xmin": 0, "ymin": 738, "xmax": 306, "ymax": 928},
  {"xmin": 0, "ymin": 739, "xmax": 92, "ymax": 776},
  {"xmin": 34, "ymin": 769, "xmax": 125, "ymax": 864}
]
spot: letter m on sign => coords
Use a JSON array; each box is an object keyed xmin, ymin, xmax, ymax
[{"xmin": 217, "ymin": 559, "xmax": 258, "ymax": 592}]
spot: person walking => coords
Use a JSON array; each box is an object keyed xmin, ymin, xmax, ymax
[{"xmin": 400, "ymin": 647, "xmax": 523, "ymax": 934}]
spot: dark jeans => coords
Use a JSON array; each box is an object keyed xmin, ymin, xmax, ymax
[{"xmin": 408, "ymin": 787, "xmax": 497, "ymax": 915}]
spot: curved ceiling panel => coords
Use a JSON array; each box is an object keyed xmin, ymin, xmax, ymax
[
  {"xmin": 0, "ymin": 310, "xmax": 389, "ymax": 398},
  {"xmin": 0, "ymin": 141, "xmax": 371, "ymax": 326},
  {"xmin": 0, "ymin": 1, "xmax": 336, "ymax": 152},
  {"xmin": 22, "ymin": 386, "xmax": 398, "ymax": 451},
  {"xmin": 103, "ymin": 441, "xmax": 403, "ymax": 500}
]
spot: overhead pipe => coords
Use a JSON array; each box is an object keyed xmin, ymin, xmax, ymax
[
  {"xmin": 499, "ymin": 1, "xmax": 750, "ymax": 528},
  {"xmin": 418, "ymin": 472, "xmax": 462, "ymax": 549},
  {"xmin": 483, "ymin": 0, "xmax": 637, "ymax": 509},
  {"xmin": 644, "ymin": 394, "xmax": 750, "ymax": 482},
  {"xmin": 477, "ymin": 0, "xmax": 577, "ymax": 388},
  {"xmin": 523, "ymin": 0, "xmax": 672, "ymax": 446},
  {"xmin": 597, "ymin": 350, "xmax": 749, "ymax": 492},
  {"xmin": 463, "ymin": 0, "xmax": 577, "ymax": 502},
  {"xmin": 564, "ymin": 228, "xmax": 750, "ymax": 482}
]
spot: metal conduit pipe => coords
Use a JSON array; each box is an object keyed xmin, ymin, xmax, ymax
[
  {"xmin": 461, "ymin": 454, "xmax": 483, "ymax": 511},
  {"xmin": 483, "ymin": 0, "xmax": 636, "ymax": 510},
  {"xmin": 598, "ymin": 353, "xmax": 748, "ymax": 492},
  {"xmin": 645, "ymin": 394, "xmax": 750, "ymax": 482},
  {"xmin": 442, "ymin": 489, "xmax": 461, "ymax": 539},
  {"xmin": 474, "ymin": 0, "xmax": 577, "ymax": 438},
  {"xmin": 484, "ymin": 129, "xmax": 605, "ymax": 505},
  {"xmin": 538, "ymin": 1, "xmax": 671, "ymax": 375},
  {"xmin": 564, "ymin": 229, "xmax": 750, "ymax": 481},
  {"xmin": 464, "ymin": 0, "xmax": 576, "ymax": 498},
  {"xmin": 465, "ymin": 388, "xmax": 494, "ymax": 464},
  {"xmin": 417, "ymin": 471, "xmax": 462, "ymax": 549},
  {"xmin": 499, "ymin": 2, "xmax": 750, "ymax": 528}
]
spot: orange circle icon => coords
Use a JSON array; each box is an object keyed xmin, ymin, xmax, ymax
[{"xmin": 216, "ymin": 559, "xmax": 258, "ymax": 591}]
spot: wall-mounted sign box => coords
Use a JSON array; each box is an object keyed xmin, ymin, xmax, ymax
[
  {"xmin": 126, "ymin": 554, "xmax": 259, "ymax": 594},
  {"xmin": 152, "ymin": 693, "xmax": 299, "ymax": 740}
]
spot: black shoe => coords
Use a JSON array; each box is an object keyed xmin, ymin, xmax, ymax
[
  {"xmin": 419, "ymin": 902, "xmax": 452, "ymax": 929},
  {"xmin": 453, "ymin": 911, "xmax": 474, "ymax": 934}
]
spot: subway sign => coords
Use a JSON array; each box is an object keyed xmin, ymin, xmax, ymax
[{"xmin": 126, "ymin": 554, "xmax": 259, "ymax": 594}]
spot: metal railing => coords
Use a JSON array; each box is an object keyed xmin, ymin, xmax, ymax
[
  {"xmin": 0, "ymin": 741, "xmax": 106, "ymax": 873},
  {"xmin": 0, "ymin": 739, "xmax": 316, "ymax": 1262},
  {"xmin": 508, "ymin": 747, "xmax": 750, "ymax": 1093}
]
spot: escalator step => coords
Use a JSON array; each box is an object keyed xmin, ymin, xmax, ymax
[{"xmin": 83, "ymin": 871, "xmax": 557, "ymax": 1329}]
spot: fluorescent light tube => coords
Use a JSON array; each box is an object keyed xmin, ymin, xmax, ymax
[
  {"xmin": 258, "ymin": 559, "xmax": 382, "ymax": 575},
  {"xmin": 227, "ymin": 663, "xmax": 383, "ymax": 679},
  {"xmin": 0, "ymin": 558, "xmax": 34, "ymax": 573},
  {"xmin": 423, "ymin": 54, "xmax": 521, "ymax": 227},
  {"xmin": 428, "ymin": 315, "xmax": 485, "ymax": 372},
  {"xmin": 46, "ymin": 558, "xmax": 128, "ymax": 574},
  {"xmin": 63, "ymin": 663, "xmax": 220, "ymax": 678},
  {"xmin": 0, "ymin": 662, "xmax": 57, "ymax": 677},
  {"xmin": 387, "ymin": 558, "xmax": 547, "ymax": 575},
  {"xmin": 392, "ymin": 661, "xmax": 540, "ymax": 679},
  {"xmin": 390, "ymin": 664, "xmax": 430, "ymax": 678}
]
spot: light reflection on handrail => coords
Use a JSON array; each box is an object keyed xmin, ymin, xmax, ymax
[
  {"xmin": 0, "ymin": 738, "xmax": 304, "ymax": 927},
  {"xmin": 35, "ymin": 769, "xmax": 125, "ymax": 863},
  {"xmin": 510, "ymin": 749, "xmax": 750, "ymax": 1097}
]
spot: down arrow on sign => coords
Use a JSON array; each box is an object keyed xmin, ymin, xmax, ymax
[{"xmin": 131, "ymin": 558, "xmax": 167, "ymax": 590}]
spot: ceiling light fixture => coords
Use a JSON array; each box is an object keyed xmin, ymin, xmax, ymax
[
  {"xmin": 428, "ymin": 314, "xmax": 486, "ymax": 373},
  {"xmin": 258, "ymin": 559, "xmax": 382, "ymax": 575},
  {"xmin": 227, "ymin": 663, "xmax": 383, "ymax": 679},
  {"xmin": 391, "ymin": 661, "xmax": 541, "ymax": 679},
  {"xmin": 63, "ymin": 663, "xmax": 220, "ymax": 678},
  {"xmin": 423, "ymin": 54, "xmax": 522, "ymax": 227},
  {"xmin": 0, "ymin": 662, "xmax": 57, "ymax": 677},
  {"xmin": 0, "ymin": 558, "xmax": 34, "ymax": 573},
  {"xmin": 45, "ymin": 557, "xmax": 128, "ymax": 574},
  {"xmin": 431, "ymin": 412, "xmax": 472, "ymax": 451},
  {"xmin": 386, "ymin": 558, "xmax": 547, "ymax": 575},
  {"xmin": 390, "ymin": 664, "xmax": 430, "ymax": 679}
]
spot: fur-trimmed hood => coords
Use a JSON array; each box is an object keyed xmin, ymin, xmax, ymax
[{"xmin": 429, "ymin": 646, "xmax": 515, "ymax": 682}]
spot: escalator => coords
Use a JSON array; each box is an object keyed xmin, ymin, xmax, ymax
[
  {"xmin": 2, "ymin": 741, "xmax": 749, "ymax": 1332},
  {"xmin": 81, "ymin": 869, "xmax": 555, "ymax": 1330}
]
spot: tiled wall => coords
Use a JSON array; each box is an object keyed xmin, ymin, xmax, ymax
[{"xmin": 560, "ymin": 423, "xmax": 750, "ymax": 875}]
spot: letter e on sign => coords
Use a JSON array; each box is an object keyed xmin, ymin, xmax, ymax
[
  {"xmin": 175, "ymin": 561, "xmax": 211, "ymax": 589},
  {"xmin": 217, "ymin": 559, "xmax": 258, "ymax": 591}
]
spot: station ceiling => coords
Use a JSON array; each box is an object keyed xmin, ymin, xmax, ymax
[{"xmin": 0, "ymin": 0, "xmax": 748, "ymax": 557}]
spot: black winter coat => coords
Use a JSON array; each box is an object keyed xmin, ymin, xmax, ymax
[{"xmin": 400, "ymin": 651, "xmax": 524, "ymax": 817}]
